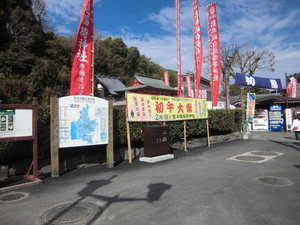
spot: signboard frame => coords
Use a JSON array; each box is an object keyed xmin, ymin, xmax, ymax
[
  {"xmin": 58, "ymin": 95, "xmax": 109, "ymax": 148},
  {"xmin": 50, "ymin": 95, "xmax": 114, "ymax": 177},
  {"xmin": 0, "ymin": 106, "xmax": 33, "ymax": 141},
  {"xmin": 126, "ymin": 93, "xmax": 208, "ymax": 122},
  {"xmin": 125, "ymin": 93, "xmax": 210, "ymax": 163},
  {"xmin": 0, "ymin": 98, "xmax": 41, "ymax": 191}
]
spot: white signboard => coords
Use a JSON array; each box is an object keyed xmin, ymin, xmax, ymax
[
  {"xmin": 58, "ymin": 96, "xmax": 109, "ymax": 148},
  {"xmin": 0, "ymin": 109, "xmax": 33, "ymax": 138},
  {"xmin": 285, "ymin": 108, "xmax": 293, "ymax": 131}
]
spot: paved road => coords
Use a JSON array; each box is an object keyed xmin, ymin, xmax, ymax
[{"xmin": 0, "ymin": 131, "xmax": 299, "ymax": 225}]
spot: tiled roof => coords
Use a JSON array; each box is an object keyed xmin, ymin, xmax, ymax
[
  {"xmin": 95, "ymin": 75, "xmax": 126, "ymax": 95},
  {"xmin": 116, "ymin": 74, "xmax": 177, "ymax": 92},
  {"xmin": 135, "ymin": 74, "xmax": 177, "ymax": 91}
]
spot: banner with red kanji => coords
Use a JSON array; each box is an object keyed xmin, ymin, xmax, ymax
[
  {"xmin": 126, "ymin": 93, "xmax": 208, "ymax": 122},
  {"xmin": 186, "ymin": 76, "xmax": 193, "ymax": 97},
  {"xmin": 193, "ymin": 0, "xmax": 203, "ymax": 98},
  {"xmin": 70, "ymin": 0, "xmax": 94, "ymax": 96},
  {"xmin": 164, "ymin": 71, "xmax": 170, "ymax": 86},
  {"xmin": 207, "ymin": 3, "xmax": 221, "ymax": 106}
]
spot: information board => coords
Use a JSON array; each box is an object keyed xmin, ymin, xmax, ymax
[
  {"xmin": 269, "ymin": 105, "xmax": 284, "ymax": 131},
  {"xmin": 58, "ymin": 96, "xmax": 109, "ymax": 148},
  {"xmin": 126, "ymin": 93, "xmax": 208, "ymax": 122},
  {"xmin": 0, "ymin": 109, "xmax": 33, "ymax": 138}
]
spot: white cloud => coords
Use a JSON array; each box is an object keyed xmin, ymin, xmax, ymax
[
  {"xmin": 55, "ymin": 25, "xmax": 73, "ymax": 35},
  {"xmin": 44, "ymin": 0, "xmax": 83, "ymax": 23},
  {"xmin": 123, "ymin": 0, "xmax": 300, "ymax": 83},
  {"xmin": 44, "ymin": 0, "xmax": 103, "ymax": 34},
  {"xmin": 121, "ymin": 29, "xmax": 211, "ymax": 79},
  {"xmin": 45, "ymin": 0, "xmax": 300, "ymax": 83}
]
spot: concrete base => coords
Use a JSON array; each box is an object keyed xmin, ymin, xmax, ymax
[
  {"xmin": 139, "ymin": 154, "xmax": 174, "ymax": 163},
  {"xmin": 243, "ymin": 132, "xmax": 249, "ymax": 140}
]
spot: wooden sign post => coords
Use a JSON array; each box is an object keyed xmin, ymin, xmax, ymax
[
  {"xmin": 0, "ymin": 97, "xmax": 42, "ymax": 192},
  {"xmin": 106, "ymin": 100, "xmax": 114, "ymax": 168},
  {"xmin": 50, "ymin": 95, "xmax": 113, "ymax": 177},
  {"xmin": 126, "ymin": 122, "xmax": 132, "ymax": 163},
  {"xmin": 183, "ymin": 121, "xmax": 187, "ymax": 152},
  {"xmin": 206, "ymin": 119, "xmax": 211, "ymax": 147},
  {"xmin": 50, "ymin": 95, "xmax": 59, "ymax": 177}
]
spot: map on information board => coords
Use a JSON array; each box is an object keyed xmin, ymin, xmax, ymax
[{"xmin": 58, "ymin": 96, "xmax": 108, "ymax": 148}]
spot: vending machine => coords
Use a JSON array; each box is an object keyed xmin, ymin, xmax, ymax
[
  {"xmin": 269, "ymin": 105, "xmax": 284, "ymax": 131},
  {"xmin": 252, "ymin": 109, "xmax": 269, "ymax": 130}
]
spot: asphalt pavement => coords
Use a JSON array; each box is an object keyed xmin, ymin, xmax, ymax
[{"xmin": 0, "ymin": 131, "xmax": 299, "ymax": 225}]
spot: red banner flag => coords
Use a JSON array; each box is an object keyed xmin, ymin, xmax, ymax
[
  {"xmin": 70, "ymin": 0, "xmax": 94, "ymax": 96},
  {"xmin": 176, "ymin": 0, "xmax": 182, "ymax": 97},
  {"xmin": 207, "ymin": 3, "xmax": 221, "ymax": 106},
  {"xmin": 288, "ymin": 77, "xmax": 297, "ymax": 98},
  {"xmin": 186, "ymin": 76, "xmax": 193, "ymax": 97},
  {"xmin": 164, "ymin": 71, "xmax": 170, "ymax": 86},
  {"xmin": 193, "ymin": 0, "xmax": 203, "ymax": 98}
]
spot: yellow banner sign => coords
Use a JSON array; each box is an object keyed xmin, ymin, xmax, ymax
[{"xmin": 126, "ymin": 93, "xmax": 208, "ymax": 122}]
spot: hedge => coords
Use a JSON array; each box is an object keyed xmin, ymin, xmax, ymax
[
  {"xmin": 113, "ymin": 106, "xmax": 243, "ymax": 146},
  {"xmin": 0, "ymin": 105, "xmax": 243, "ymax": 164}
]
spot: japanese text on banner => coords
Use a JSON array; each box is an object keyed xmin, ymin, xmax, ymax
[
  {"xmin": 193, "ymin": 0, "xmax": 203, "ymax": 98},
  {"xmin": 70, "ymin": 0, "xmax": 94, "ymax": 96},
  {"xmin": 126, "ymin": 93, "xmax": 208, "ymax": 122},
  {"xmin": 207, "ymin": 3, "xmax": 221, "ymax": 106}
]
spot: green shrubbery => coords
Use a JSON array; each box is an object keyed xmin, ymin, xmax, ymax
[
  {"xmin": 0, "ymin": 105, "xmax": 243, "ymax": 164},
  {"xmin": 113, "ymin": 106, "xmax": 243, "ymax": 146}
]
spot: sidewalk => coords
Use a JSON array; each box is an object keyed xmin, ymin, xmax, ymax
[
  {"xmin": 246, "ymin": 130, "xmax": 297, "ymax": 142},
  {"xmin": 0, "ymin": 131, "xmax": 299, "ymax": 225}
]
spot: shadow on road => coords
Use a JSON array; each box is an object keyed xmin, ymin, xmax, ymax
[
  {"xmin": 268, "ymin": 139, "xmax": 300, "ymax": 152},
  {"xmin": 43, "ymin": 175, "xmax": 172, "ymax": 225},
  {"xmin": 284, "ymin": 137, "xmax": 295, "ymax": 140}
]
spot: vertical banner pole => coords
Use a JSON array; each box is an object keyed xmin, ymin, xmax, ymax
[
  {"xmin": 92, "ymin": 40, "xmax": 94, "ymax": 96},
  {"xmin": 176, "ymin": 0, "xmax": 183, "ymax": 97},
  {"xmin": 106, "ymin": 100, "xmax": 114, "ymax": 168},
  {"xmin": 32, "ymin": 97, "xmax": 38, "ymax": 179},
  {"xmin": 184, "ymin": 121, "xmax": 187, "ymax": 152},
  {"xmin": 206, "ymin": 119, "xmax": 210, "ymax": 147},
  {"xmin": 126, "ymin": 122, "xmax": 132, "ymax": 163},
  {"xmin": 50, "ymin": 95, "xmax": 59, "ymax": 177}
]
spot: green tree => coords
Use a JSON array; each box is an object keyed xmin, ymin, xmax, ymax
[{"xmin": 0, "ymin": 0, "xmax": 72, "ymax": 104}]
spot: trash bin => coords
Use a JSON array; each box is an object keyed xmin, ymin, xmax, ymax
[{"xmin": 143, "ymin": 126, "xmax": 171, "ymax": 157}]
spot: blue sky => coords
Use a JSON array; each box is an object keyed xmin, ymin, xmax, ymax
[{"xmin": 44, "ymin": 0, "xmax": 300, "ymax": 85}]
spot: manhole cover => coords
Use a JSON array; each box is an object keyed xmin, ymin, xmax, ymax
[
  {"xmin": 41, "ymin": 202, "xmax": 93, "ymax": 225},
  {"xmin": 0, "ymin": 192, "xmax": 29, "ymax": 203},
  {"xmin": 256, "ymin": 176, "xmax": 293, "ymax": 186},
  {"xmin": 251, "ymin": 151, "xmax": 279, "ymax": 156},
  {"xmin": 235, "ymin": 156, "xmax": 265, "ymax": 161}
]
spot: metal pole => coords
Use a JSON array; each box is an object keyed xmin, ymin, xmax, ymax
[{"xmin": 91, "ymin": 41, "xmax": 94, "ymax": 96}]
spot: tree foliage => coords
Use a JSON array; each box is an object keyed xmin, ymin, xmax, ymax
[
  {"xmin": 0, "ymin": 0, "xmax": 174, "ymax": 104},
  {"xmin": 233, "ymin": 44, "xmax": 275, "ymax": 107},
  {"xmin": 219, "ymin": 43, "xmax": 275, "ymax": 107}
]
